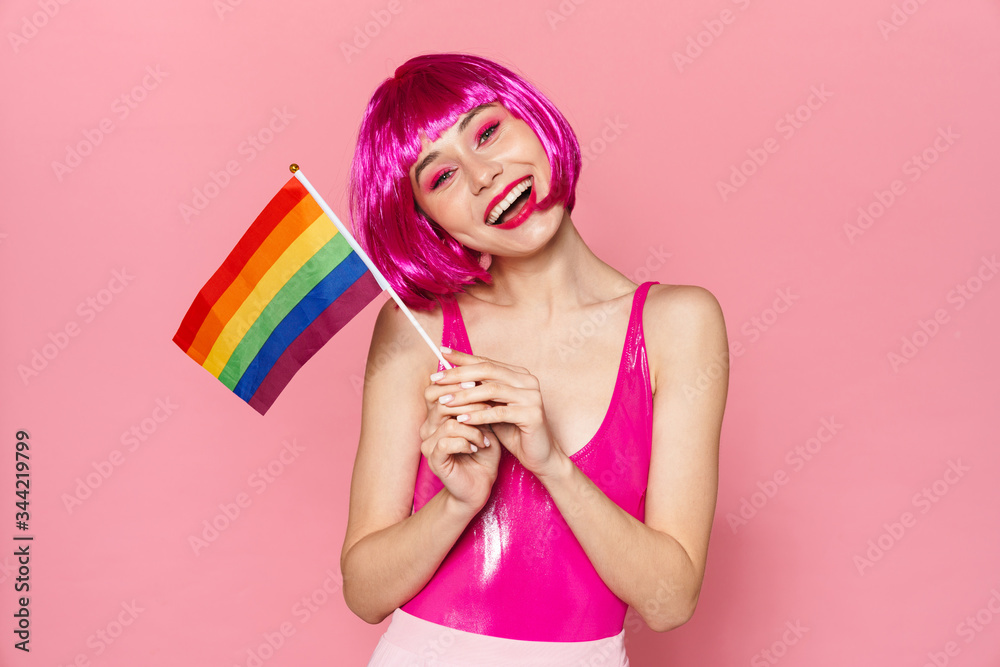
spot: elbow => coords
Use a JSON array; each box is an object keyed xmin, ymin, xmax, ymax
[
  {"xmin": 344, "ymin": 581, "xmax": 388, "ymax": 625},
  {"xmin": 646, "ymin": 603, "xmax": 697, "ymax": 633},
  {"xmin": 344, "ymin": 589, "xmax": 389, "ymax": 625},
  {"xmin": 639, "ymin": 586, "xmax": 701, "ymax": 633},
  {"xmin": 340, "ymin": 549, "xmax": 389, "ymax": 625},
  {"xmin": 342, "ymin": 577, "xmax": 393, "ymax": 625}
]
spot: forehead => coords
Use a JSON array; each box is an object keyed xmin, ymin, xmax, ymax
[
  {"xmin": 408, "ymin": 102, "xmax": 503, "ymax": 179},
  {"xmin": 417, "ymin": 101, "xmax": 503, "ymax": 150}
]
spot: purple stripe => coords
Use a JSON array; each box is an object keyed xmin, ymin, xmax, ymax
[{"xmin": 248, "ymin": 271, "xmax": 383, "ymax": 414}]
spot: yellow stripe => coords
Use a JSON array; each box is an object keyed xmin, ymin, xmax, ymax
[{"xmin": 202, "ymin": 214, "xmax": 337, "ymax": 376}]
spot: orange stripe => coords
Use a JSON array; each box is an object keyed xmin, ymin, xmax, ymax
[{"xmin": 186, "ymin": 195, "xmax": 324, "ymax": 364}]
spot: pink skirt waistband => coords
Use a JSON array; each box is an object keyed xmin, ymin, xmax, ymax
[{"xmin": 367, "ymin": 608, "xmax": 629, "ymax": 667}]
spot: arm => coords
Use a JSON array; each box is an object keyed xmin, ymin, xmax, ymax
[
  {"xmin": 339, "ymin": 300, "xmax": 493, "ymax": 624},
  {"xmin": 538, "ymin": 285, "xmax": 728, "ymax": 631}
]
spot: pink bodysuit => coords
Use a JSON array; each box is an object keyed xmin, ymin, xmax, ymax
[{"xmin": 400, "ymin": 281, "xmax": 658, "ymax": 643}]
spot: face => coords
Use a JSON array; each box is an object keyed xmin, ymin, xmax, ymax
[{"xmin": 408, "ymin": 102, "xmax": 564, "ymax": 256}]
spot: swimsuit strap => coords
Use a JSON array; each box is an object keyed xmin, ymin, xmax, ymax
[
  {"xmin": 438, "ymin": 293, "xmax": 472, "ymax": 370},
  {"xmin": 629, "ymin": 281, "xmax": 658, "ymax": 360}
]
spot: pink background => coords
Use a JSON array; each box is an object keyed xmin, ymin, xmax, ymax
[{"xmin": 2, "ymin": 1, "xmax": 999, "ymax": 665}]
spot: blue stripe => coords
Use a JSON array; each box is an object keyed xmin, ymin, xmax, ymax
[{"xmin": 233, "ymin": 251, "xmax": 370, "ymax": 401}]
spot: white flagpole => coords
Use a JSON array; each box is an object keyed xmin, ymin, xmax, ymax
[{"xmin": 290, "ymin": 164, "xmax": 453, "ymax": 370}]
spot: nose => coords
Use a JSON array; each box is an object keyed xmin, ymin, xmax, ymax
[{"xmin": 467, "ymin": 153, "xmax": 502, "ymax": 194}]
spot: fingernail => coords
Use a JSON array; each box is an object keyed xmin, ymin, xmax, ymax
[
  {"xmin": 430, "ymin": 372, "xmax": 444, "ymax": 382},
  {"xmin": 470, "ymin": 444, "xmax": 478, "ymax": 453},
  {"xmin": 456, "ymin": 414, "xmax": 469, "ymax": 423},
  {"xmin": 483, "ymin": 437, "xmax": 490, "ymax": 447},
  {"xmin": 460, "ymin": 381, "xmax": 476, "ymax": 389},
  {"xmin": 441, "ymin": 346, "xmax": 453, "ymax": 354},
  {"xmin": 438, "ymin": 394, "xmax": 453, "ymax": 404}
]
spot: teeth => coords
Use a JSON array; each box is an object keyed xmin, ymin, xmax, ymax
[{"xmin": 487, "ymin": 177, "xmax": 532, "ymax": 224}]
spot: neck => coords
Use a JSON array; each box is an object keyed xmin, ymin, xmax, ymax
[{"xmin": 473, "ymin": 209, "xmax": 628, "ymax": 314}]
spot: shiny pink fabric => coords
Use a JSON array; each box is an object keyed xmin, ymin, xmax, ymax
[{"xmin": 401, "ymin": 282, "xmax": 657, "ymax": 642}]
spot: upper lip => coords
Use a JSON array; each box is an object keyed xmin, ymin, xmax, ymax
[{"xmin": 484, "ymin": 176, "xmax": 532, "ymax": 224}]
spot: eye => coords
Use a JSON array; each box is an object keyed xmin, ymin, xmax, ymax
[
  {"xmin": 477, "ymin": 121, "xmax": 499, "ymax": 146},
  {"xmin": 428, "ymin": 120, "xmax": 500, "ymax": 190},
  {"xmin": 431, "ymin": 169, "xmax": 454, "ymax": 190}
]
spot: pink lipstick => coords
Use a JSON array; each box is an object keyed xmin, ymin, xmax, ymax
[
  {"xmin": 491, "ymin": 186, "xmax": 537, "ymax": 230},
  {"xmin": 484, "ymin": 176, "xmax": 535, "ymax": 228}
]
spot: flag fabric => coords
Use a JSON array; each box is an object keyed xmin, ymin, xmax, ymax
[{"xmin": 173, "ymin": 174, "xmax": 383, "ymax": 415}]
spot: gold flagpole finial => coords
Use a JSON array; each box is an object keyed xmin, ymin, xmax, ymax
[{"xmin": 289, "ymin": 163, "xmax": 300, "ymax": 173}]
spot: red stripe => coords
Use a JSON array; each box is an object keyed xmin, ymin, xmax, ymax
[
  {"xmin": 173, "ymin": 176, "xmax": 308, "ymax": 353},
  {"xmin": 247, "ymin": 271, "xmax": 383, "ymax": 414}
]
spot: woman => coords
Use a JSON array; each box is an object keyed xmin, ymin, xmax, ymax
[{"xmin": 341, "ymin": 53, "xmax": 729, "ymax": 666}]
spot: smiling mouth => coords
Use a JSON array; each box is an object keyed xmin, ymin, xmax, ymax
[{"xmin": 486, "ymin": 177, "xmax": 533, "ymax": 225}]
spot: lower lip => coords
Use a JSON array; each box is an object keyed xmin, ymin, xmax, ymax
[{"xmin": 491, "ymin": 187, "xmax": 537, "ymax": 230}]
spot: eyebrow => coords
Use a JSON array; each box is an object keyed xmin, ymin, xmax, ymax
[{"xmin": 413, "ymin": 103, "xmax": 496, "ymax": 185}]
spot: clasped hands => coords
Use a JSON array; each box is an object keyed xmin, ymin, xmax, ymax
[{"xmin": 418, "ymin": 347, "xmax": 567, "ymax": 512}]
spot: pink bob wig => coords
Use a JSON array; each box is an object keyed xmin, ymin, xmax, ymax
[{"xmin": 349, "ymin": 52, "xmax": 582, "ymax": 311}]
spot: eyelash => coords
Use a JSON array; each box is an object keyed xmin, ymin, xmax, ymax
[
  {"xmin": 430, "ymin": 121, "xmax": 501, "ymax": 190},
  {"xmin": 477, "ymin": 121, "xmax": 499, "ymax": 145}
]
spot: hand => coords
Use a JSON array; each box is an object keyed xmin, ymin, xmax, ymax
[
  {"xmin": 429, "ymin": 348, "xmax": 568, "ymax": 478},
  {"xmin": 419, "ymin": 367, "xmax": 501, "ymax": 513},
  {"xmin": 419, "ymin": 362, "xmax": 495, "ymax": 442}
]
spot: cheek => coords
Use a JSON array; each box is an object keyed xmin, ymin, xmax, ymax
[
  {"xmin": 421, "ymin": 195, "xmax": 468, "ymax": 231},
  {"xmin": 525, "ymin": 137, "xmax": 554, "ymax": 188},
  {"xmin": 535, "ymin": 148, "xmax": 554, "ymax": 196}
]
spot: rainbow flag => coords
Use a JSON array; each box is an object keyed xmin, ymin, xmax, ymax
[{"xmin": 173, "ymin": 174, "xmax": 383, "ymax": 414}]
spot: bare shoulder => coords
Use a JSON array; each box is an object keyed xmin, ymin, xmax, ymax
[
  {"xmin": 644, "ymin": 283, "xmax": 724, "ymax": 320},
  {"xmin": 642, "ymin": 284, "xmax": 729, "ymax": 393},
  {"xmin": 366, "ymin": 297, "xmax": 443, "ymax": 382}
]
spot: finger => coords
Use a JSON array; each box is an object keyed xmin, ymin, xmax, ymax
[
  {"xmin": 437, "ymin": 348, "xmax": 530, "ymax": 375},
  {"xmin": 440, "ymin": 382, "xmax": 540, "ymax": 410},
  {"xmin": 452, "ymin": 403, "xmax": 542, "ymax": 430},
  {"xmin": 433, "ymin": 385, "xmax": 496, "ymax": 408},
  {"xmin": 421, "ymin": 401, "xmax": 494, "ymax": 440},
  {"xmin": 426, "ymin": 387, "xmax": 494, "ymax": 417},
  {"xmin": 433, "ymin": 436, "xmax": 483, "ymax": 456},
  {"xmin": 424, "ymin": 377, "xmax": 480, "ymax": 403},
  {"xmin": 431, "ymin": 359, "xmax": 536, "ymax": 389},
  {"xmin": 422, "ymin": 419, "xmax": 490, "ymax": 456}
]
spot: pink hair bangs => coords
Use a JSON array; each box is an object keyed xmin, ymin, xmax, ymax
[{"xmin": 349, "ymin": 53, "xmax": 581, "ymax": 311}]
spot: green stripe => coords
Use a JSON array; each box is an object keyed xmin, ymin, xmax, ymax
[{"xmin": 219, "ymin": 234, "xmax": 352, "ymax": 388}]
